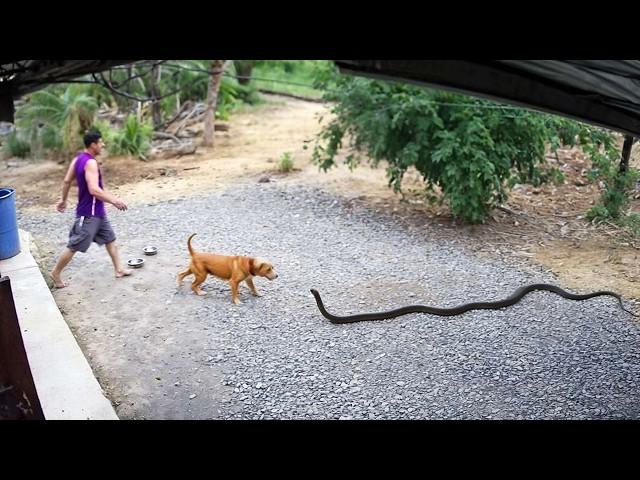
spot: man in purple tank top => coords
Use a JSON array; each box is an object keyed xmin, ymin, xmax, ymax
[{"xmin": 50, "ymin": 129, "xmax": 133, "ymax": 288}]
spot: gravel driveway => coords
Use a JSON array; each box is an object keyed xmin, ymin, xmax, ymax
[{"xmin": 18, "ymin": 180, "xmax": 640, "ymax": 419}]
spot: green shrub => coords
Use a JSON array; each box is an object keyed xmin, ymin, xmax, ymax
[
  {"xmin": 108, "ymin": 114, "xmax": 153, "ymax": 160},
  {"xmin": 586, "ymin": 204, "xmax": 611, "ymax": 222},
  {"xmin": 278, "ymin": 152, "xmax": 294, "ymax": 173},
  {"xmin": 312, "ymin": 70, "xmax": 636, "ymax": 224},
  {"xmin": 313, "ymin": 74, "xmax": 555, "ymax": 223},
  {"xmin": 620, "ymin": 212, "xmax": 640, "ymax": 237},
  {"xmin": 3, "ymin": 131, "xmax": 31, "ymax": 158},
  {"xmin": 15, "ymin": 85, "xmax": 98, "ymax": 157}
]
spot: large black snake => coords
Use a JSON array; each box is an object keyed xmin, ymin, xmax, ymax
[{"xmin": 310, "ymin": 283, "xmax": 637, "ymax": 324}]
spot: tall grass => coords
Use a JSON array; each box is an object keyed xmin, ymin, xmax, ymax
[
  {"xmin": 107, "ymin": 114, "xmax": 153, "ymax": 160},
  {"xmin": 249, "ymin": 60, "xmax": 330, "ymax": 100},
  {"xmin": 2, "ymin": 131, "xmax": 31, "ymax": 158}
]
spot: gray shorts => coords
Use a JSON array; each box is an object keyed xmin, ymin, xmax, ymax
[{"xmin": 67, "ymin": 216, "xmax": 116, "ymax": 253}]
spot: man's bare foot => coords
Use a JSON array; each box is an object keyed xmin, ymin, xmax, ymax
[
  {"xmin": 115, "ymin": 269, "xmax": 133, "ymax": 278},
  {"xmin": 50, "ymin": 271, "xmax": 68, "ymax": 289}
]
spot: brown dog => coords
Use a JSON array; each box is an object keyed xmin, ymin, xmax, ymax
[{"xmin": 177, "ymin": 233, "xmax": 278, "ymax": 304}]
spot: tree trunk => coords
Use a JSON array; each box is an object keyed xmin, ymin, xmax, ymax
[
  {"xmin": 202, "ymin": 60, "xmax": 226, "ymax": 148},
  {"xmin": 115, "ymin": 65, "xmax": 135, "ymax": 113},
  {"xmin": 149, "ymin": 63, "xmax": 163, "ymax": 129},
  {"xmin": 619, "ymin": 135, "xmax": 634, "ymax": 175}
]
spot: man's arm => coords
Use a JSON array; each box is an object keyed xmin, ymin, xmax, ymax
[
  {"xmin": 56, "ymin": 158, "xmax": 77, "ymax": 213},
  {"xmin": 84, "ymin": 159, "xmax": 128, "ymax": 211}
]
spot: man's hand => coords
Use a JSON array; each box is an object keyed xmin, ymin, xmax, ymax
[
  {"xmin": 112, "ymin": 198, "xmax": 128, "ymax": 211},
  {"xmin": 56, "ymin": 199, "xmax": 67, "ymax": 213}
]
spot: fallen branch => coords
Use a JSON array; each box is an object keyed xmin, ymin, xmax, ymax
[
  {"xmin": 552, "ymin": 212, "xmax": 579, "ymax": 218},
  {"xmin": 486, "ymin": 228, "xmax": 528, "ymax": 237},
  {"xmin": 153, "ymin": 131, "xmax": 182, "ymax": 143},
  {"xmin": 174, "ymin": 103, "xmax": 206, "ymax": 136},
  {"xmin": 497, "ymin": 205, "xmax": 516, "ymax": 215},
  {"xmin": 156, "ymin": 101, "xmax": 194, "ymax": 130},
  {"xmin": 497, "ymin": 205, "xmax": 534, "ymax": 221},
  {"xmin": 151, "ymin": 142, "xmax": 197, "ymax": 159}
]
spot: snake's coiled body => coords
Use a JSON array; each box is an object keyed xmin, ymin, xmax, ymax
[{"xmin": 310, "ymin": 283, "xmax": 637, "ymax": 324}]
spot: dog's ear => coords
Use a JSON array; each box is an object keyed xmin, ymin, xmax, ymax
[{"xmin": 253, "ymin": 258, "xmax": 272, "ymax": 274}]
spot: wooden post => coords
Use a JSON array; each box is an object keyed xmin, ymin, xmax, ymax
[
  {"xmin": 149, "ymin": 63, "xmax": 163, "ymax": 129},
  {"xmin": 0, "ymin": 93, "xmax": 14, "ymax": 123},
  {"xmin": 619, "ymin": 135, "xmax": 634, "ymax": 175},
  {"xmin": 0, "ymin": 276, "xmax": 44, "ymax": 419},
  {"xmin": 202, "ymin": 60, "xmax": 227, "ymax": 148}
]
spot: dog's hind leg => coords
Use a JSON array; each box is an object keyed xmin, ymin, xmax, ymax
[
  {"xmin": 190, "ymin": 272, "xmax": 208, "ymax": 296},
  {"xmin": 176, "ymin": 267, "xmax": 193, "ymax": 286}
]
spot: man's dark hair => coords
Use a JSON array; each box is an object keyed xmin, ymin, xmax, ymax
[{"xmin": 83, "ymin": 129, "xmax": 102, "ymax": 148}]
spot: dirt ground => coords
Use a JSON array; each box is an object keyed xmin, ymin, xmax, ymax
[{"xmin": 4, "ymin": 93, "xmax": 640, "ymax": 305}]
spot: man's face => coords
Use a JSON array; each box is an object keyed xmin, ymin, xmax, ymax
[{"xmin": 90, "ymin": 138, "xmax": 105, "ymax": 156}]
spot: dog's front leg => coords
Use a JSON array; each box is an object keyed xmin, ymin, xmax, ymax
[
  {"xmin": 246, "ymin": 277, "xmax": 261, "ymax": 297},
  {"xmin": 229, "ymin": 280, "xmax": 241, "ymax": 304}
]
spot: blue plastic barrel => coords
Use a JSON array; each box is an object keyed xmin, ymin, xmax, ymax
[{"xmin": 0, "ymin": 187, "xmax": 20, "ymax": 259}]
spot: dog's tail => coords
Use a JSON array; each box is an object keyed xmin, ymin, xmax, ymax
[{"xmin": 187, "ymin": 233, "xmax": 197, "ymax": 257}]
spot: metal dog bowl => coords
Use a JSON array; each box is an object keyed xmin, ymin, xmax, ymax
[
  {"xmin": 127, "ymin": 258, "xmax": 145, "ymax": 268},
  {"xmin": 143, "ymin": 245, "xmax": 158, "ymax": 256}
]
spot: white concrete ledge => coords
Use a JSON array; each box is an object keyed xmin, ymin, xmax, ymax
[{"xmin": 1, "ymin": 230, "xmax": 118, "ymax": 420}]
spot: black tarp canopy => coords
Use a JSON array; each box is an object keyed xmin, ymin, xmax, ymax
[
  {"xmin": 3, "ymin": 60, "xmax": 640, "ymax": 140},
  {"xmin": 0, "ymin": 60, "xmax": 133, "ymax": 123},
  {"xmin": 335, "ymin": 60, "xmax": 640, "ymax": 138}
]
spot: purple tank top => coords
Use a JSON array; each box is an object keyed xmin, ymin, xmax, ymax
[{"xmin": 74, "ymin": 151, "xmax": 106, "ymax": 218}]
